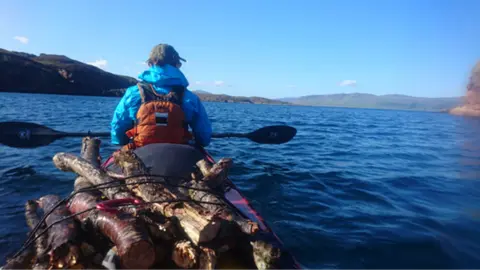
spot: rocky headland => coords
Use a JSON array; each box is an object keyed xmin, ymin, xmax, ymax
[
  {"xmin": 0, "ymin": 49, "xmax": 137, "ymax": 97},
  {"xmin": 449, "ymin": 61, "xmax": 480, "ymax": 117}
]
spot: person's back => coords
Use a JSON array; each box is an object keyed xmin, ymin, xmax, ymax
[{"xmin": 110, "ymin": 44, "xmax": 212, "ymax": 149}]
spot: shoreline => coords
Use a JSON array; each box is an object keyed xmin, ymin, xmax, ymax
[{"xmin": 0, "ymin": 90, "xmax": 462, "ymax": 113}]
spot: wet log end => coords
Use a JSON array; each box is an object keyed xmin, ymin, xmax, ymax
[
  {"xmin": 198, "ymin": 247, "xmax": 217, "ymax": 270},
  {"xmin": 52, "ymin": 152, "xmax": 73, "ymax": 172},
  {"xmin": 119, "ymin": 240, "xmax": 156, "ymax": 269},
  {"xmin": 196, "ymin": 158, "xmax": 233, "ymax": 188},
  {"xmin": 251, "ymin": 239, "xmax": 282, "ymax": 270},
  {"xmin": 172, "ymin": 240, "xmax": 197, "ymax": 269}
]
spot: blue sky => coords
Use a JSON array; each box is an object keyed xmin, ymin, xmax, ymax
[{"xmin": 1, "ymin": 0, "xmax": 479, "ymax": 99}]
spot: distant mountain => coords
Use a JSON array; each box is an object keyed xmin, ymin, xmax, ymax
[
  {"xmin": 279, "ymin": 93, "xmax": 464, "ymax": 111},
  {"xmin": 193, "ymin": 91, "xmax": 290, "ymax": 105},
  {"xmin": 192, "ymin": 90, "xmax": 212, "ymax": 95},
  {"xmin": 0, "ymin": 48, "xmax": 138, "ymax": 97}
]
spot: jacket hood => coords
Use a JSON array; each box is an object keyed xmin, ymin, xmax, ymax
[{"xmin": 138, "ymin": 65, "xmax": 189, "ymax": 87}]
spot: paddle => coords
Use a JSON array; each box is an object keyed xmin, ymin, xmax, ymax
[{"xmin": 0, "ymin": 121, "xmax": 297, "ymax": 148}]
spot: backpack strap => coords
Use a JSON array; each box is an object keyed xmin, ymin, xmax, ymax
[
  {"xmin": 137, "ymin": 82, "xmax": 162, "ymax": 103},
  {"xmin": 137, "ymin": 82, "xmax": 185, "ymax": 105},
  {"xmin": 136, "ymin": 82, "xmax": 189, "ymax": 128}
]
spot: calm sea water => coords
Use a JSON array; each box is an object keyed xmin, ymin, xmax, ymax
[{"xmin": 1, "ymin": 92, "xmax": 480, "ymax": 268}]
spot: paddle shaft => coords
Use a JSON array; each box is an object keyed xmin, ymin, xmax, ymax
[
  {"xmin": 53, "ymin": 131, "xmax": 247, "ymax": 139},
  {"xmin": 0, "ymin": 121, "xmax": 296, "ymax": 148},
  {"xmin": 53, "ymin": 132, "xmax": 111, "ymax": 138},
  {"xmin": 211, "ymin": 132, "xmax": 248, "ymax": 138}
]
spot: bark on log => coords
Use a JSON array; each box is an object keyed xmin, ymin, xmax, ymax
[
  {"xmin": 74, "ymin": 137, "xmax": 103, "ymax": 192},
  {"xmin": 37, "ymin": 194, "xmax": 80, "ymax": 268},
  {"xmin": 80, "ymin": 137, "xmax": 102, "ymax": 168},
  {"xmin": 112, "ymin": 149, "xmax": 223, "ymax": 245},
  {"xmin": 187, "ymin": 181, "xmax": 259, "ymax": 235},
  {"xmin": 68, "ymin": 190, "xmax": 156, "ymax": 269},
  {"xmin": 25, "ymin": 200, "xmax": 50, "ymax": 269},
  {"xmin": 53, "ymin": 152, "xmax": 132, "ymax": 200},
  {"xmin": 171, "ymin": 240, "xmax": 197, "ymax": 269}
]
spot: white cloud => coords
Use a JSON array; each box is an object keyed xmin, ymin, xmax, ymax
[
  {"xmin": 13, "ymin": 36, "xmax": 29, "ymax": 44},
  {"xmin": 339, "ymin": 80, "xmax": 357, "ymax": 87},
  {"xmin": 214, "ymin": 80, "xmax": 225, "ymax": 87},
  {"xmin": 193, "ymin": 80, "xmax": 228, "ymax": 87},
  {"xmin": 136, "ymin": 61, "xmax": 147, "ymax": 66},
  {"xmin": 87, "ymin": 59, "xmax": 108, "ymax": 69}
]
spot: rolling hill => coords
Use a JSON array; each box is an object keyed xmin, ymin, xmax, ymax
[
  {"xmin": 193, "ymin": 91, "xmax": 290, "ymax": 105},
  {"xmin": 279, "ymin": 93, "xmax": 464, "ymax": 111}
]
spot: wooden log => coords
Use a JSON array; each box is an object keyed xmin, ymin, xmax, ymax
[
  {"xmin": 52, "ymin": 152, "xmax": 132, "ymax": 200},
  {"xmin": 140, "ymin": 212, "xmax": 181, "ymax": 241},
  {"xmin": 112, "ymin": 149, "xmax": 223, "ymax": 245},
  {"xmin": 72, "ymin": 137, "xmax": 165, "ymax": 268},
  {"xmin": 187, "ymin": 180, "xmax": 259, "ymax": 235},
  {"xmin": 25, "ymin": 200, "xmax": 50, "ymax": 270},
  {"xmin": 68, "ymin": 190, "xmax": 156, "ymax": 269},
  {"xmin": 37, "ymin": 194, "xmax": 81, "ymax": 269},
  {"xmin": 198, "ymin": 247, "xmax": 217, "ymax": 270},
  {"xmin": 171, "ymin": 240, "xmax": 197, "ymax": 269},
  {"xmin": 194, "ymin": 158, "xmax": 233, "ymax": 189},
  {"xmin": 80, "ymin": 137, "xmax": 102, "ymax": 168},
  {"xmin": 250, "ymin": 237, "xmax": 282, "ymax": 270},
  {"xmin": 74, "ymin": 137, "xmax": 103, "ymax": 192}
]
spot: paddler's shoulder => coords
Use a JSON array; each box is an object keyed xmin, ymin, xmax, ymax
[
  {"xmin": 120, "ymin": 84, "xmax": 142, "ymax": 105},
  {"xmin": 183, "ymin": 89, "xmax": 203, "ymax": 108}
]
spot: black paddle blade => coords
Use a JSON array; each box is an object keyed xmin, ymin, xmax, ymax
[
  {"xmin": 247, "ymin": 125, "xmax": 297, "ymax": 144},
  {"xmin": 0, "ymin": 121, "xmax": 63, "ymax": 148}
]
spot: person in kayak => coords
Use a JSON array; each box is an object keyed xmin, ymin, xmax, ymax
[{"xmin": 110, "ymin": 43, "xmax": 212, "ymax": 150}]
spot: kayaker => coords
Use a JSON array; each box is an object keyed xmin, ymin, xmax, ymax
[{"xmin": 110, "ymin": 43, "xmax": 212, "ymax": 149}]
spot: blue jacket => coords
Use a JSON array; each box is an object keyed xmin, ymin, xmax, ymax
[{"xmin": 110, "ymin": 65, "xmax": 212, "ymax": 147}]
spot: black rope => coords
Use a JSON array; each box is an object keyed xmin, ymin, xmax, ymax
[
  {"xmin": 92, "ymin": 174, "xmax": 225, "ymax": 197},
  {"xmin": 19, "ymin": 173, "xmax": 220, "ymax": 251},
  {"xmin": 11, "ymin": 207, "xmax": 96, "ymax": 260},
  {"xmin": 12, "ymin": 173, "xmax": 228, "ymax": 259},
  {"xmin": 11, "ymin": 196, "xmax": 228, "ymax": 260}
]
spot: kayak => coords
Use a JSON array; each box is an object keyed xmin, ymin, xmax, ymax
[
  {"xmin": 0, "ymin": 122, "xmax": 300, "ymax": 269},
  {"xmin": 101, "ymin": 143, "xmax": 302, "ymax": 269},
  {"xmin": 0, "ymin": 135, "xmax": 301, "ymax": 269}
]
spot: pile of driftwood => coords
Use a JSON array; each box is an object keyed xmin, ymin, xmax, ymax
[{"xmin": 2, "ymin": 137, "xmax": 286, "ymax": 269}]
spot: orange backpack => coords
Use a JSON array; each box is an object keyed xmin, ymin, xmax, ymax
[{"xmin": 122, "ymin": 82, "xmax": 193, "ymax": 150}]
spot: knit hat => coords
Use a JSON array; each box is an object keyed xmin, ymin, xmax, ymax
[{"xmin": 147, "ymin": 44, "xmax": 186, "ymax": 66}]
